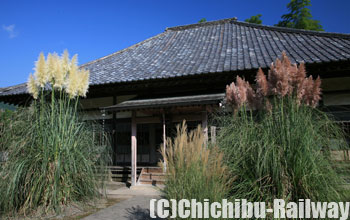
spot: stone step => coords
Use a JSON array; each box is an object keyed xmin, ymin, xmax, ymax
[
  {"xmin": 139, "ymin": 174, "xmax": 166, "ymax": 181},
  {"xmin": 139, "ymin": 179, "xmax": 165, "ymax": 185},
  {"xmin": 142, "ymin": 167, "xmax": 163, "ymax": 173},
  {"xmin": 138, "ymin": 167, "xmax": 166, "ymax": 186}
]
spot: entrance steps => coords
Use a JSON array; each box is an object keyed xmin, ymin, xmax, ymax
[
  {"xmin": 107, "ymin": 166, "xmax": 142, "ymax": 183},
  {"xmin": 137, "ymin": 167, "xmax": 166, "ymax": 186}
]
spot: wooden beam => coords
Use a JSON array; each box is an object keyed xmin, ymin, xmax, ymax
[
  {"xmin": 134, "ymin": 113, "xmax": 203, "ymax": 124},
  {"xmin": 131, "ymin": 111, "xmax": 137, "ymax": 186},
  {"xmin": 135, "ymin": 116, "xmax": 161, "ymax": 124},
  {"xmin": 202, "ymin": 107, "xmax": 208, "ymax": 145},
  {"xmin": 172, "ymin": 114, "xmax": 202, "ymax": 122}
]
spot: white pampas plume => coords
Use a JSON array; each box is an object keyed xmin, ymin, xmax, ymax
[
  {"xmin": 29, "ymin": 50, "xmax": 90, "ymax": 99},
  {"xmin": 46, "ymin": 53, "xmax": 56, "ymax": 83},
  {"xmin": 70, "ymin": 54, "xmax": 78, "ymax": 72},
  {"xmin": 27, "ymin": 74, "xmax": 39, "ymax": 99},
  {"xmin": 77, "ymin": 69, "xmax": 90, "ymax": 97},
  {"xmin": 66, "ymin": 69, "xmax": 78, "ymax": 98},
  {"xmin": 62, "ymin": 50, "xmax": 69, "ymax": 72},
  {"xmin": 66, "ymin": 54, "xmax": 79, "ymax": 98},
  {"xmin": 52, "ymin": 53, "xmax": 66, "ymax": 89},
  {"xmin": 34, "ymin": 52, "xmax": 48, "ymax": 87}
]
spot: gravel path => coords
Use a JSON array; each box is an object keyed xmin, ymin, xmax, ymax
[{"xmin": 83, "ymin": 185, "xmax": 164, "ymax": 220}]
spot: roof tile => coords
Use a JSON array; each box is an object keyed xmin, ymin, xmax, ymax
[{"xmin": 1, "ymin": 18, "xmax": 350, "ymax": 97}]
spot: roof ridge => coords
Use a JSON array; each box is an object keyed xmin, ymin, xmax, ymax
[
  {"xmin": 165, "ymin": 17, "xmax": 238, "ymax": 31},
  {"xmin": 80, "ymin": 32, "xmax": 167, "ymax": 68},
  {"xmin": 0, "ymin": 83, "xmax": 26, "ymax": 94},
  {"xmin": 166, "ymin": 17, "xmax": 350, "ymax": 39},
  {"xmin": 80, "ymin": 18, "xmax": 350, "ymax": 69}
]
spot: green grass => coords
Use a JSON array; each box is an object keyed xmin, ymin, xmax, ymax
[
  {"xmin": 216, "ymin": 97, "xmax": 349, "ymax": 204},
  {"xmin": 161, "ymin": 122, "xmax": 231, "ymax": 220},
  {"xmin": 0, "ymin": 95, "xmax": 110, "ymax": 216}
]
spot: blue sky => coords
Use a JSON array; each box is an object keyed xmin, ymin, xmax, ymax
[{"xmin": 1, "ymin": 0, "xmax": 349, "ymax": 87}]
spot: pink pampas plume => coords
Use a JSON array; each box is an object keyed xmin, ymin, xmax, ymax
[{"xmin": 256, "ymin": 68, "xmax": 269, "ymax": 97}]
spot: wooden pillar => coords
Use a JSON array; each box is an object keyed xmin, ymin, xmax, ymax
[
  {"xmin": 101, "ymin": 109, "xmax": 106, "ymax": 145},
  {"xmin": 210, "ymin": 126, "xmax": 216, "ymax": 145},
  {"xmin": 131, "ymin": 111, "xmax": 137, "ymax": 186},
  {"xmin": 162, "ymin": 112, "xmax": 166, "ymax": 172},
  {"xmin": 202, "ymin": 107, "xmax": 208, "ymax": 145},
  {"xmin": 112, "ymin": 96, "xmax": 117, "ymax": 165}
]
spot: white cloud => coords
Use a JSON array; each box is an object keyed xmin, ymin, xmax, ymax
[{"xmin": 2, "ymin": 24, "xmax": 18, "ymax": 39}]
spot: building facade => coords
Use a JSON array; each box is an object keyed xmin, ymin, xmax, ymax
[{"xmin": 1, "ymin": 18, "xmax": 350, "ymax": 185}]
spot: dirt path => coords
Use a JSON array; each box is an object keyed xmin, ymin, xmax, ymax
[
  {"xmin": 82, "ymin": 185, "xmax": 164, "ymax": 220},
  {"xmin": 82, "ymin": 195, "xmax": 162, "ymax": 220}
]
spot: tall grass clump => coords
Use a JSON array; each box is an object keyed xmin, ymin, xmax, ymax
[
  {"xmin": 0, "ymin": 109, "xmax": 14, "ymax": 152},
  {"xmin": 219, "ymin": 52, "xmax": 348, "ymax": 204},
  {"xmin": 161, "ymin": 122, "xmax": 230, "ymax": 219},
  {"xmin": 0, "ymin": 51, "xmax": 109, "ymax": 216}
]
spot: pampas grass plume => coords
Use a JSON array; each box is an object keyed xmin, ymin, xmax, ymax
[
  {"xmin": 62, "ymin": 50, "xmax": 70, "ymax": 73},
  {"xmin": 77, "ymin": 69, "xmax": 90, "ymax": 97},
  {"xmin": 66, "ymin": 62, "xmax": 79, "ymax": 98},
  {"xmin": 46, "ymin": 53, "xmax": 56, "ymax": 83},
  {"xmin": 225, "ymin": 51, "xmax": 322, "ymax": 110},
  {"xmin": 236, "ymin": 76, "xmax": 247, "ymax": 105},
  {"xmin": 53, "ymin": 53, "xmax": 65, "ymax": 89},
  {"xmin": 27, "ymin": 50, "xmax": 90, "ymax": 99},
  {"xmin": 311, "ymin": 76, "xmax": 322, "ymax": 107},
  {"xmin": 27, "ymin": 74, "xmax": 38, "ymax": 99},
  {"xmin": 256, "ymin": 68, "xmax": 268, "ymax": 96},
  {"xmin": 226, "ymin": 82, "xmax": 239, "ymax": 108},
  {"xmin": 34, "ymin": 52, "xmax": 48, "ymax": 88}
]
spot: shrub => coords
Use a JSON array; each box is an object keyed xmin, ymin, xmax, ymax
[
  {"xmin": 218, "ymin": 52, "xmax": 349, "ymax": 204},
  {"xmin": 161, "ymin": 122, "xmax": 230, "ymax": 219},
  {"xmin": 218, "ymin": 99, "xmax": 348, "ymax": 202},
  {"xmin": 0, "ymin": 51, "xmax": 109, "ymax": 216},
  {"xmin": 0, "ymin": 109, "xmax": 14, "ymax": 152}
]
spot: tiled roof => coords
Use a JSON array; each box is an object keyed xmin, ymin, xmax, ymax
[
  {"xmin": 103, "ymin": 93, "xmax": 225, "ymax": 112},
  {"xmin": 1, "ymin": 17, "xmax": 350, "ymax": 97},
  {"xmin": 0, "ymin": 83, "xmax": 27, "ymax": 96}
]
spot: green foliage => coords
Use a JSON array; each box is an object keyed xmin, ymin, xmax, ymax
[
  {"xmin": 0, "ymin": 102, "xmax": 16, "ymax": 111},
  {"xmin": 0, "ymin": 93, "xmax": 110, "ymax": 216},
  {"xmin": 198, "ymin": 18, "xmax": 207, "ymax": 23},
  {"xmin": 217, "ymin": 97, "xmax": 348, "ymax": 205},
  {"xmin": 161, "ymin": 123, "xmax": 230, "ymax": 219},
  {"xmin": 245, "ymin": 14, "xmax": 262, "ymax": 24},
  {"xmin": 276, "ymin": 0, "xmax": 323, "ymax": 31},
  {"xmin": 0, "ymin": 109, "xmax": 14, "ymax": 152}
]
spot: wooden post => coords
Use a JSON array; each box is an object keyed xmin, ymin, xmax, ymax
[
  {"xmin": 162, "ymin": 112, "xmax": 166, "ymax": 172},
  {"xmin": 131, "ymin": 111, "xmax": 137, "ymax": 186},
  {"xmin": 202, "ymin": 108, "xmax": 208, "ymax": 145},
  {"xmin": 112, "ymin": 95, "xmax": 117, "ymax": 165},
  {"xmin": 101, "ymin": 109, "xmax": 106, "ymax": 145},
  {"xmin": 210, "ymin": 126, "xmax": 216, "ymax": 145}
]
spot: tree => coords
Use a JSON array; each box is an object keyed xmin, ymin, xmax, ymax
[
  {"xmin": 245, "ymin": 14, "xmax": 262, "ymax": 24},
  {"xmin": 276, "ymin": 0, "xmax": 323, "ymax": 31},
  {"xmin": 198, "ymin": 18, "xmax": 207, "ymax": 23}
]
